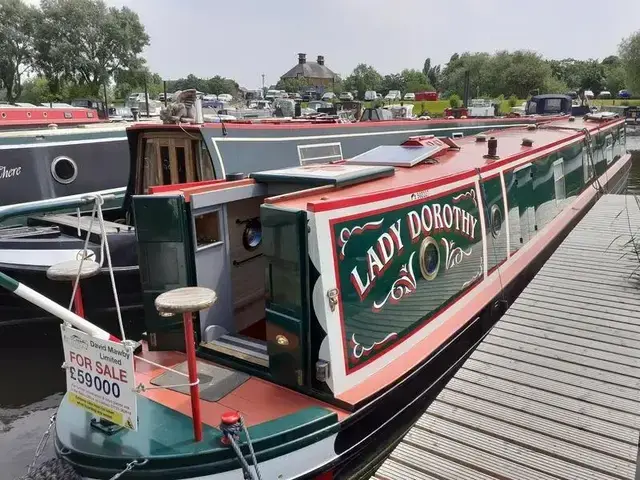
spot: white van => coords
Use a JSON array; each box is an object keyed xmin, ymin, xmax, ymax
[{"xmin": 364, "ymin": 90, "xmax": 377, "ymax": 101}]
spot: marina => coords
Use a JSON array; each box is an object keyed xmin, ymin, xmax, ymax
[
  {"xmin": 0, "ymin": 111, "xmax": 634, "ymax": 479},
  {"xmin": 373, "ymin": 193, "xmax": 640, "ymax": 480},
  {"xmin": 2, "ymin": 1, "xmax": 640, "ymax": 478}
]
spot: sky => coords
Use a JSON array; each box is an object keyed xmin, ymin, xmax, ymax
[{"xmin": 26, "ymin": 0, "xmax": 640, "ymax": 89}]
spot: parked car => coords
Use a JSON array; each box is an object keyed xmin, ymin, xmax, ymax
[
  {"xmin": 583, "ymin": 90, "xmax": 595, "ymax": 99},
  {"xmin": 385, "ymin": 90, "xmax": 402, "ymax": 101},
  {"xmin": 364, "ymin": 90, "xmax": 377, "ymax": 101},
  {"xmin": 598, "ymin": 91, "xmax": 612, "ymax": 99},
  {"xmin": 217, "ymin": 93, "xmax": 233, "ymax": 102},
  {"xmin": 289, "ymin": 92, "xmax": 301, "ymax": 100},
  {"xmin": 403, "ymin": 92, "xmax": 416, "ymax": 101},
  {"xmin": 339, "ymin": 92, "xmax": 354, "ymax": 101},
  {"xmin": 321, "ymin": 92, "xmax": 336, "ymax": 101},
  {"xmin": 202, "ymin": 94, "xmax": 218, "ymax": 102},
  {"xmin": 376, "ymin": 93, "xmax": 382, "ymax": 100},
  {"xmin": 619, "ymin": 89, "xmax": 631, "ymax": 99}
]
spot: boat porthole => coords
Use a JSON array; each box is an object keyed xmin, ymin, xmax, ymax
[
  {"xmin": 51, "ymin": 156, "xmax": 78, "ymax": 184},
  {"xmin": 26, "ymin": 111, "xmax": 32, "ymax": 118},
  {"xmin": 490, "ymin": 204, "xmax": 503, "ymax": 238},
  {"xmin": 419, "ymin": 236, "xmax": 440, "ymax": 280},
  {"xmin": 43, "ymin": 111, "xmax": 48, "ymax": 118},
  {"xmin": 242, "ymin": 218, "xmax": 262, "ymax": 251},
  {"xmin": 1, "ymin": 112, "xmax": 5, "ymax": 119}
]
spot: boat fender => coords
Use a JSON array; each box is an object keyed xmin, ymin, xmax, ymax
[
  {"xmin": 527, "ymin": 124, "xmax": 537, "ymax": 131},
  {"xmin": 475, "ymin": 134, "xmax": 487, "ymax": 142},
  {"xmin": 17, "ymin": 458, "xmax": 81, "ymax": 480},
  {"xmin": 521, "ymin": 138, "xmax": 534, "ymax": 147}
]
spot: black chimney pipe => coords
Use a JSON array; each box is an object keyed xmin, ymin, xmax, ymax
[{"xmin": 298, "ymin": 53, "xmax": 306, "ymax": 65}]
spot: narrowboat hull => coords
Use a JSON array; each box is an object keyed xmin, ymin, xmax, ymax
[
  {"xmin": 52, "ymin": 154, "xmax": 631, "ymax": 480},
  {"xmin": 51, "ymin": 118, "xmax": 630, "ymax": 479},
  {"xmin": 0, "ymin": 127, "xmax": 129, "ymax": 206}
]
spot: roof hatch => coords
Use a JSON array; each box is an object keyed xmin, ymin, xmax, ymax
[{"xmin": 346, "ymin": 135, "xmax": 457, "ymax": 168}]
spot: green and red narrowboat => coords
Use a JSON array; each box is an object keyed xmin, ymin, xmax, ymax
[{"xmin": 16, "ymin": 113, "xmax": 632, "ymax": 479}]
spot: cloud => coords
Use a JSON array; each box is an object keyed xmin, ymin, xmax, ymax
[{"xmin": 19, "ymin": 0, "xmax": 640, "ymax": 89}]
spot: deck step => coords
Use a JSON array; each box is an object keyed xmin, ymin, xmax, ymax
[{"xmin": 205, "ymin": 334, "xmax": 269, "ymax": 368}]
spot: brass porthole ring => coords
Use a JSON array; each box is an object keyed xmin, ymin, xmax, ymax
[
  {"xmin": 419, "ymin": 236, "xmax": 440, "ymax": 281},
  {"xmin": 490, "ymin": 204, "xmax": 503, "ymax": 238}
]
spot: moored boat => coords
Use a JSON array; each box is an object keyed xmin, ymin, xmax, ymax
[
  {"xmin": 4, "ymin": 114, "xmax": 630, "ymax": 479},
  {"xmin": 0, "ymin": 96, "xmax": 572, "ymax": 334}
]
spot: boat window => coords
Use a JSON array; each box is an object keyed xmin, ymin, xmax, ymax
[
  {"xmin": 526, "ymin": 101, "xmax": 537, "ymax": 115},
  {"xmin": 160, "ymin": 146, "xmax": 172, "ymax": 184},
  {"xmin": 142, "ymin": 140, "xmax": 160, "ymax": 192},
  {"xmin": 194, "ymin": 210, "xmax": 221, "ymax": 249},
  {"xmin": 545, "ymin": 99, "xmax": 562, "ymax": 113},
  {"xmin": 139, "ymin": 134, "xmax": 214, "ymax": 193},
  {"xmin": 194, "ymin": 141, "xmax": 215, "ymax": 181},
  {"xmin": 176, "ymin": 146, "xmax": 187, "ymax": 184}
]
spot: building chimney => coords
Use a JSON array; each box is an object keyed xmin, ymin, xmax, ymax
[
  {"xmin": 298, "ymin": 53, "xmax": 306, "ymax": 65},
  {"xmin": 317, "ymin": 55, "xmax": 325, "ymax": 66}
]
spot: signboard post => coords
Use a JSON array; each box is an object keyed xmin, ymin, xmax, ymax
[{"xmin": 60, "ymin": 325, "xmax": 137, "ymax": 430}]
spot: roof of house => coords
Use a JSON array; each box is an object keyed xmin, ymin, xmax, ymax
[{"xmin": 281, "ymin": 61, "xmax": 336, "ymax": 80}]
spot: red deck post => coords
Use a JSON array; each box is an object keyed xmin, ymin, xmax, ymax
[
  {"xmin": 183, "ymin": 312, "xmax": 203, "ymax": 442},
  {"xmin": 72, "ymin": 283, "xmax": 85, "ymax": 317}
]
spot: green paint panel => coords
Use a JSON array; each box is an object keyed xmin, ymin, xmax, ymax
[
  {"xmin": 262, "ymin": 205, "xmax": 310, "ymax": 388},
  {"xmin": 333, "ymin": 187, "xmax": 483, "ymax": 371},
  {"xmin": 480, "ymin": 176, "xmax": 508, "ymax": 271},
  {"xmin": 55, "ymin": 394, "xmax": 338, "ymax": 477},
  {"xmin": 133, "ymin": 195, "xmax": 194, "ymax": 338}
]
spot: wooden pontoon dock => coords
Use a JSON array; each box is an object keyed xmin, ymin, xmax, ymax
[{"xmin": 373, "ymin": 194, "xmax": 640, "ymax": 480}]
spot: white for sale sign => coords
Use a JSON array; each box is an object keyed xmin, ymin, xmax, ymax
[{"xmin": 60, "ymin": 325, "xmax": 137, "ymax": 430}]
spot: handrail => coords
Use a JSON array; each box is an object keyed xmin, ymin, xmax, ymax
[{"xmin": 0, "ymin": 186, "xmax": 126, "ymax": 223}]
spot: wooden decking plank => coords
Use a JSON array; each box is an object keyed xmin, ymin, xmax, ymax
[
  {"xmin": 469, "ymin": 350, "xmax": 640, "ymax": 404},
  {"xmin": 489, "ymin": 325, "xmax": 640, "ymax": 371},
  {"xmin": 415, "ymin": 414, "xmax": 624, "ymax": 480},
  {"xmin": 435, "ymin": 388, "xmax": 636, "ymax": 458},
  {"xmin": 445, "ymin": 376, "xmax": 640, "ymax": 444},
  {"xmin": 427, "ymin": 401, "xmax": 635, "ymax": 477}
]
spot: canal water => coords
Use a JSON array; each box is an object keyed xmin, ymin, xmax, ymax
[{"xmin": 2, "ymin": 142, "xmax": 640, "ymax": 479}]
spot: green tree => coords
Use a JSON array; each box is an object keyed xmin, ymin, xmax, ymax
[
  {"xmin": 422, "ymin": 58, "xmax": 431, "ymax": 77},
  {"xmin": 0, "ymin": 0, "xmax": 38, "ymax": 102},
  {"xmin": 605, "ymin": 65, "xmax": 626, "ymax": 94},
  {"xmin": 35, "ymin": 0, "xmax": 149, "ymax": 97},
  {"xmin": 381, "ymin": 73, "xmax": 405, "ymax": 93},
  {"xmin": 114, "ymin": 67, "xmax": 163, "ymax": 100},
  {"xmin": 502, "ymin": 50, "xmax": 552, "ymax": 98},
  {"xmin": 542, "ymin": 75, "xmax": 569, "ymax": 94},
  {"xmin": 427, "ymin": 64, "xmax": 441, "ymax": 89},
  {"xmin": 440, "ymin": 52, "xmax": 491, "ymax": 98},
  {"xmin": 343, "ymin": 63, "xmax": 382, "ymax": 99},
  {"xmin": 19, "ymin": 75, "xmax": 52, "ymax": 104},
  {"xmin": 619, "ymin": 30, "xmax": 640, "ymax": 94}
]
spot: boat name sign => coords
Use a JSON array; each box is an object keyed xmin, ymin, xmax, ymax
[
  {"xmin": 60, "ymin": 325, "xmax": 137, "ymax": 430},
  {"xmin": 0, "ymin": 165, "xmax": 21, "ymax": 180},
  {"xmin": 332, "ymin": 187, "xmax": 480, "ymax": 370}
]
